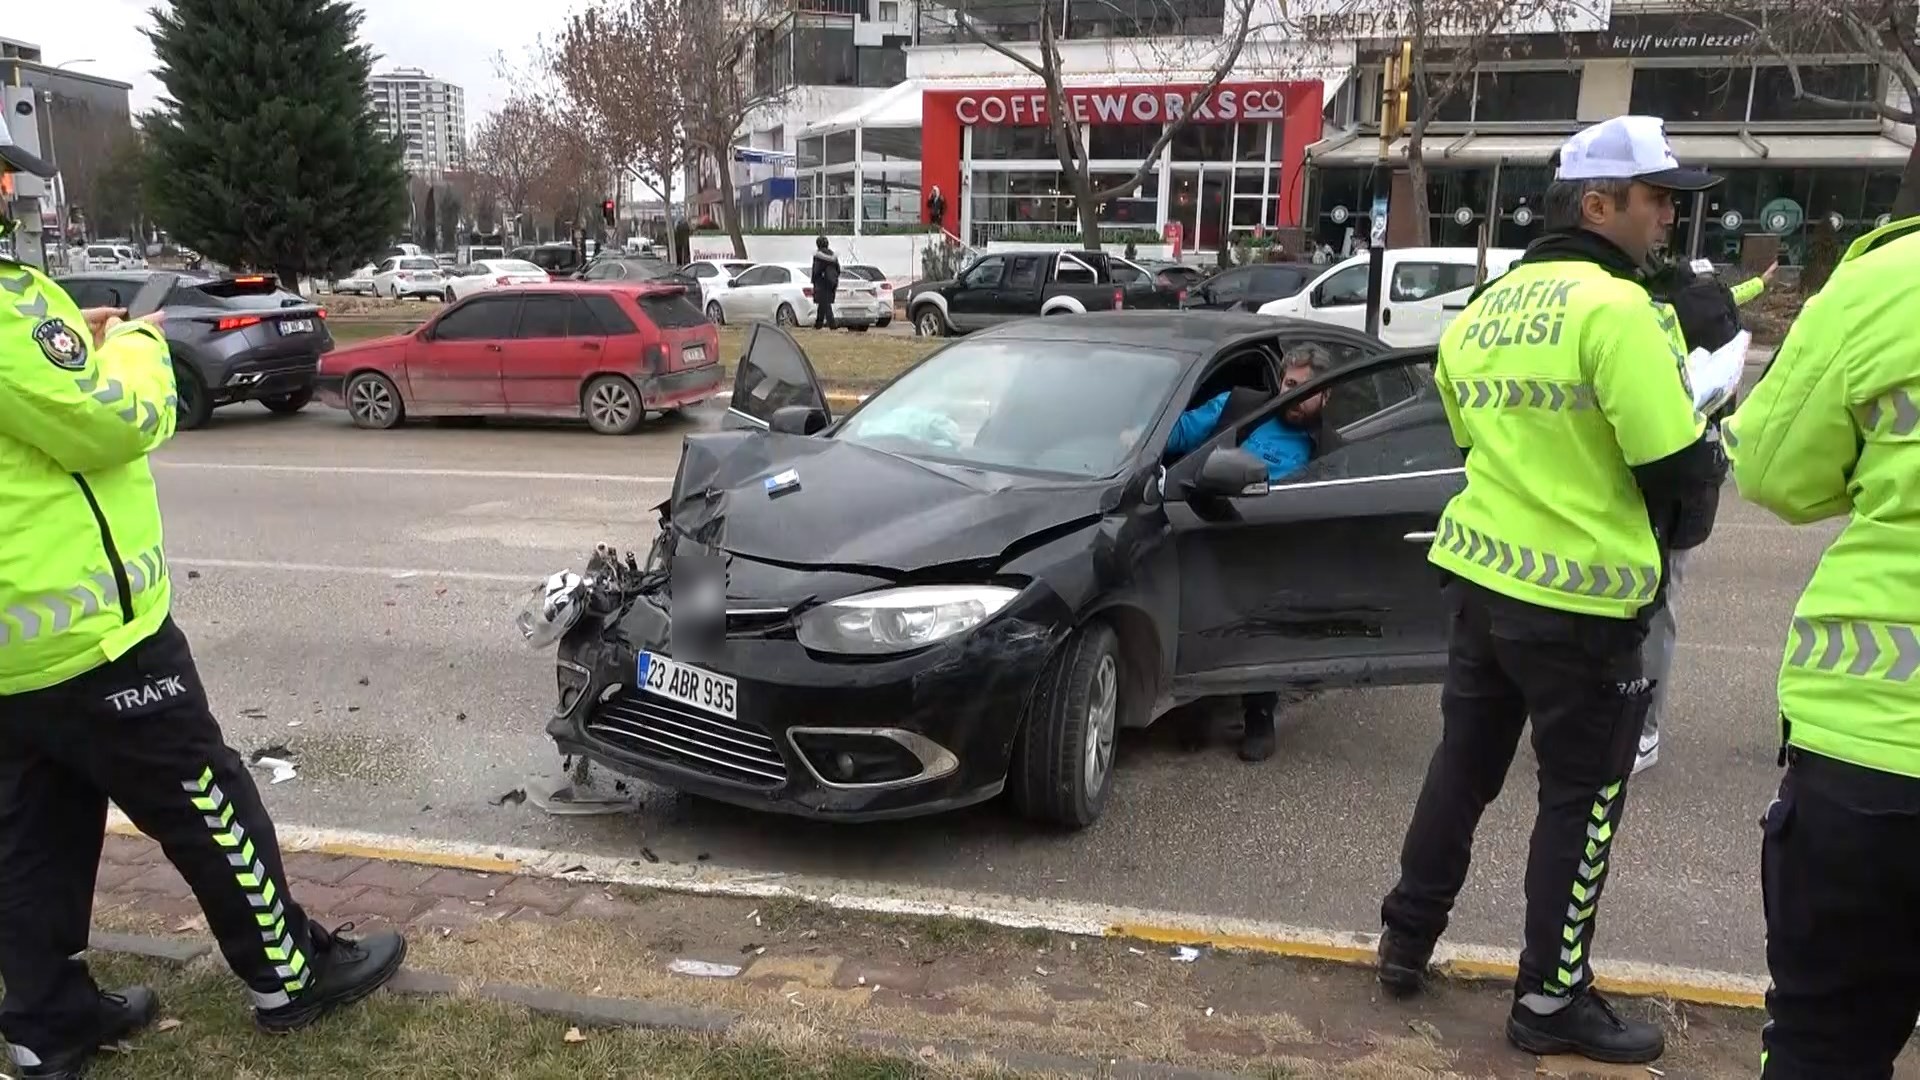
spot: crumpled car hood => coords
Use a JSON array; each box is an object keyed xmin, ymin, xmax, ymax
[{"xmin": 664, "ymin": 430, "xmax": 1115, "ymax": 574}]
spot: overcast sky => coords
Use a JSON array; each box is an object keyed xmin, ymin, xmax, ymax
[{"xmin": 11, "ymin": 0, "xmax": 596, "ymax": 124}]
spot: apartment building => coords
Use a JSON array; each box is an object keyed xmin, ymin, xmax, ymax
[{"xmin": 368, "ymin": 66, "xmax": 467, "ymax": 176}]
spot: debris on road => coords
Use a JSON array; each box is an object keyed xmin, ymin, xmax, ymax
[
  {"xmin": 490, "ymin": 788, "xmax": 527, "ymax": 807},
  {"xmin": 562, "ymin": 1026, "xmax": 586, "ymax": 1044},
  {"xmin": 186, "ymin": 570, "xmax": 200, "ymax": 580},
  {"xmin": 668, "ymin": 959, "xmax": 741, "ymax": 978},
  {"xmin": 357, "ymin": 675, "xmax": 370, "ymax": 686},
  {"xmin": 640, "ymin": 847, "xmax": 661, "ymax": 863},
  {"xmin": 1171, "ymin": 946, "xmax": 1201, "ymax": 962},
  {"xmin": 256, "ymin": 758, "xmax": 298, "ymax": 784},
  {"xmin": 1408, "ymin": 1018, "xmax": 1443, "ymax": 1042}
]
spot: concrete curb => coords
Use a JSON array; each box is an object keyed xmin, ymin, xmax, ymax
[
  {"xmin": 86, "ymin": 931, "xmax": 1235, "ymax": 1078},
  {"xmin": 104, "ymin": 817, "xmax": 1772, "ymax": 1013}
]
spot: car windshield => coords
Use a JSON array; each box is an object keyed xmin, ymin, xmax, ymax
[
  {"xmin": 399, "ymin": 257, "xmax": 438, "ymax": 270},
  {"xmin": 834, "ymin": 338, "xmax": 1185, "ymax": 478}
]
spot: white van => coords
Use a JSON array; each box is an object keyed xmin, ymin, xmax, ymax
[{"xmin": 1257, "ymin": 247, "xmax": 1526, "ymax": 348}]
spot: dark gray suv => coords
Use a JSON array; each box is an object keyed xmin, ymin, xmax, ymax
[{"xmin": 57, "ymin": 271, "xmax": 334, "ymax": 430}]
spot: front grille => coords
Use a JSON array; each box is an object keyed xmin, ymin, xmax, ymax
[{"xmin": 587, "ymin": 687, "xmax": 788, "ymax": 788}]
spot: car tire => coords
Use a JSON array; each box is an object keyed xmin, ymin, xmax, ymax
[
  {"xmin": 849, "ymin": 325, "xmax": 870, "ymax": 333},
  {"xmin": 914, "ymin": 306, "xmax": 949, "ymax": 337},
  {"xmin": 173, "ymin": 363, "xmax": 214, "ymax": 431},
  {"xmin": 344, "ymin": 371, "xmax": 404, "ymax": 430},
  {"xmin": 261, "ymin": 387, "xmax": 313, "ymax": 415},
  {"xmin": 706, "ymin": 300, "xmax": 725, "ymax": 325},
  {"xmin": 775, "ymin": 304, "xmax": 797, "ymax": 328},
  {"xmin": 1008, "ymin": 621, "xmax": 1121, "ymax": 829},
  {"xmin": 443, "ymin": 288, "xmax": 456, "ymax": 303},
  {"xmin": 582, "ymin": 375, "xmax": 644, "ymax": 436}
]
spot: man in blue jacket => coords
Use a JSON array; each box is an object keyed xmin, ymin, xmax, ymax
[{"xmin": 1166, "ymin": 344, "xmax": 1332, "ymax": 760}]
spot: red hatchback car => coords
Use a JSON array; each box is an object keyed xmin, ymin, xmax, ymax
[{"xmin": 316, "ymin": 281, "xmax": 722, "ymax": 434}]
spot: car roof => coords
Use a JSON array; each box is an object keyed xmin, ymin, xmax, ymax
[
  {"xmin": 490, "ymin": 280, "xmax": 688, "ymax": 296},
  {"xmin": 971, "ymin": 310, "xmax": 1379, "ymax": 354}
]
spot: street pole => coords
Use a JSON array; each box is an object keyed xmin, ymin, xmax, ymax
[{"xmin": 1364, "ymin": 40, "xmax": 1409, "ymax": 338}]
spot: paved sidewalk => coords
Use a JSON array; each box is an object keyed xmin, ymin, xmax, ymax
[{"xmin": 84, "ymin": 832, "xmax": 1897, "ymax": 1079}]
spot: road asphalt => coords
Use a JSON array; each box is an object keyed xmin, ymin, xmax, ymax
[{"xmin": 152, "ymin": 372, "xmax": 1811, "ymax": 980}]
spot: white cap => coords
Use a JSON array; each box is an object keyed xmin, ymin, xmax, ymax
[
  {"xmin": 0, "ymin": 115, "xmax": 56, "ymax": 178},
  {"xmin": 1552, "ymin": 116, "xmax": 1719, "ymax": 192}
]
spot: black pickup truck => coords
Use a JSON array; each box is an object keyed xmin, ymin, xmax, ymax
[{"xmin": 907, "ymin": 249, "xmax": 1181, "ymax": 337}]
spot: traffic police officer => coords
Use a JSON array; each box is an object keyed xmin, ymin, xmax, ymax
[
  {"xmin": 1375, "ymin": 116, "xmax": 1727, "ymax": 1064},
  {"xmin": 0, "ymin": 129, "xmax": 403, "ymax": 1078},
  {"xmin": 1726, "ymin": 212, "xmax": 1920, "ymax": 1077}
]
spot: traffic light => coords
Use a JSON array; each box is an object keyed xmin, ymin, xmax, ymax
[{"xmin": 601, "ymin": 199, "xmax": 616, "ymax": 227}]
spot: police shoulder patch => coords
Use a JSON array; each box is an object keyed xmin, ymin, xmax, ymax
[{"xmin": 33, "ymin": 317, "xmax": 88, "ymax": 370}]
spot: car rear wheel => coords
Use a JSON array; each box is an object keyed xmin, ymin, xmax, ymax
[
  {"xmin": 443, "ymin": 288, "xmax": 456, "ymax": 303},
  {"xmin": 706, "ymin": 300, "xmax": 725, "ymax": 325},
  {"xmin": 583, "ymin": 375, "xmax": 643, "ymax": 436},
  {"xmin": 1008, "ymin": 621, "xmax": 1121, "ymax": 829},
  {"xmin": 775, "ymin": 303, "xmax": 797, "ymax": 328},
  {"xmin": 345, "ymin": 372, "xmax": 403, "ymax": 430},
  {"xmin": 173, "ymin": 364, "xmax": 213, "ymax": 431},
  {"xmin": 914, "ymin": 307, "xmax": 948, "ymax": 337},
  {"xmin": 261, "ymin": 387, "xmax": 313, "ymax": 415}
]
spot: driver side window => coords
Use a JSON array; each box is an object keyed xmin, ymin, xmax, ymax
[
  {"xmin": 1214, "ymin": 355, "xmax": 1459, "ymax": 490},
  {"xmin": 1312, "ymin": 264, "xmax": 1369, "ymax": 307},
  {"xmin": 1163, "ymin": 348, "xmax": 1279, "ymax": 467},
  {"xmin": 962, "ymin": 257, "xmax": 1006, "ymax": 289}
]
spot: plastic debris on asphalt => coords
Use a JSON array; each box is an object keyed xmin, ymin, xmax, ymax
[
  {"xmin": 668, "ymin": 960, "xmax": 742, "ymax": 978},
  {"xmin": 255, "ymin": 757, "xmax": 298, "ymax": 784},
  {"xmin": 1171, "ymin": 946, "xmax": 1201, "ymax": 962}
]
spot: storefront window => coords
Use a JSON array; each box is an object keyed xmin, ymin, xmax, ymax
[
  {"xmin": 1235, "ymin": 122, "xmax": 1273, "ymax": 162},
  {"xmin": 1091, "ymin": 170, "xmax": 1158, "ymax": 226},
  {"xmin": 1170, "ymin": 123, "xmax": 1233, "ymax": 161},
  {"xmin": 1308, "ymin": 165, "xmax": 1376, "ymax": 256},
  {"xmin": 798, "ymin": 137, "xmax": 824, "ymax": 170},
  {"xmin": 1088, "ymin": 123, "xmax": 1160, "ymax": 162},
  {"xmin": 1495, "ymin": 165, "xmax": 1550, "ymax": 249},
  {"xmin": 825, "ymin": 131, "xmax": 857, "ymax": 165},
  {"xmin": 1409, "ymin": 78, "xmax": 1474, "ymax": 124},
  {"xmin": 1630, "ymin": 67, "xmax": 1751, "ymax": 123},
  {"xmin": 970, "ymin": 171, "xmax": 1076, "ymax": 232},
  {"xmin": 863, "ymin": 126, "xmax": 922, "ymax": 163},
  {"xmin": 1474, "ymin": 69, "xmax": 1581, "ymax": 122},
  {"xmin": 862, "ymin": 171, "xmax": 923, "ymax": 228},
  {"xmin": 973, "ymin": 124, "xmax": 1057, "ymax": 161},
  {"xmin": 1750, "ymin": 64, "xmax": 1881, "ymax": 121},
  {"xmin": 824, "ymin": 174, "xmax": 856, "ymax": 232},
  {"xmin": 1699, "ymin": 166, "xmax": 1902, "ymax": 264}
]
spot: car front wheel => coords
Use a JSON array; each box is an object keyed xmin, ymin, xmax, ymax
[
  {"xmin": 706, "ymin": 300, "xmax": 725, "ymax": 324},
  {"xmin": 1008, "ymin": 621, "xmax": 1121, "ymax": 829},
  {"xmin": 345, "ymin": 372, "xmax": 403, "ymax": 429},
  {"xmin": 775, "ymin": 303, "xmax": 797, "ymax": 328},
  {"xmin": 582, "ymin": 375, "xmax": 643, "ymax": 435},
  {"xmin": 915, "ymin": 306, "xmax": 949, "ymax": 337},
  {"xmin": 173, "ymin": 363, "xmax": 214, "ymax": 431}
]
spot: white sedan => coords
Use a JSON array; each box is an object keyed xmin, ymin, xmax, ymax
[
  {"xmin": 331, "ymin": 264, "xmax": 378, "ymax": 294},
  {"xmin": 710, "ymin": 262, "xmax": 883, "ymax": 329},
  {"xmin": 372, "ymin": 255, "xmax": 447, "ymax": 301},
  {"xmin": 441, "ymin": 258, "xmax": 551, "ymax": 302},
  {"xmin": 683, "ymin": 258, "xmax": 755, "ymax": 319}
]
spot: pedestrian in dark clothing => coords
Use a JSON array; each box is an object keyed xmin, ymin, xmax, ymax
[{"xmin": 811, "ymin": 237, "xmax": 840, "ymax": 330}]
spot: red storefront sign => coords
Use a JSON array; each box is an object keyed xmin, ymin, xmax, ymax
[{"xmin": 950, "ymin": 83, "xmax": 1297, "ymax": 127}]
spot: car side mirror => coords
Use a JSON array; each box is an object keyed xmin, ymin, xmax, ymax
[
  {"xmin": 1185, "ymin": 446, "xmax": 1270, "ymax": 499},
  {"xmin": 769, "ymin": 404, "xmax": 828, "ymax": 435}
]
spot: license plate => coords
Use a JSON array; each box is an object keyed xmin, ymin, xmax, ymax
[
  {"xmin": 637, "ymin": 650, "xmax": 737, "ymax": 719},
  {"xmin": 278, "ymin": 319, "xmax": 313, "ymax": 335},
  {"xmin": 682, "ymin": 345, "xmax": 706, "ymax": 364}
]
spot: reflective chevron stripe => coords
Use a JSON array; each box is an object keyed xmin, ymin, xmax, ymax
[
  {"xmin": 1859, "ymin": 387, "xmax": 1920, "ymax": 438},
  {"xmin": 1450, "ymin": 377, "xmax": 1594, "ymax": 411},
  {"xmin": 0, "ymin": 544, "xmax": 168, "ymax": 647},
  {"xmin": 1435, "ymin": 518, "xmax": 1657, "ymax": 602},
  {"xmin": 181, "ymin": 765, "xmax": 309, "ymax": 1004},
  {"xmin": 1547, "ymin": 779, "xmax": 1625, "ymax": 996},
  {"xmin": 1787, "ymin": 618, "xmax": 1920, "ymax": 683}
]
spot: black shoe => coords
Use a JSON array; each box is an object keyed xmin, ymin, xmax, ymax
[
  {"xmin": 1239, "ymin": 708, "xmax": 1276, "ymax": 762},
  {"xmin": 254, "ymin": 922, "xmax": 407, "ymax": 1034},
  {"xmin": 1376, "ymin": 929, "xmax": 1433, "ymax": 998},
  {"xmin": 1506, "ymin": 990, "xmax": 1665, "ymax": 1064},
  {"xmin": 11, "ymin": 986, "xmax": 160, "ymax": 1079}
]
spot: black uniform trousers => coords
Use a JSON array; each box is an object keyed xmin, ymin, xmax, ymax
[
  {"xmin": 812, "ymin": 288, "xmax": 838, "ymax": 329},
  {"xmin": 1382, "ymin": 577, "xmax": 1653, "ymax": 999},
  {"xmin": 1761, "ymin": 746, "xmax": 1920, "ymax": 1079},
  {"xmin": 0, "ymin": 618, "xmax": 314, "ymax": 1052}
]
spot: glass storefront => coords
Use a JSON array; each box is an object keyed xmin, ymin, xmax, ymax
[
  {"xmin": 794, "ymin": 124, "xmax": 924, "ymax": 233},
  {"xmin": 1307, "ymin": 163, "xmax": 1907, "ymax": 262}
]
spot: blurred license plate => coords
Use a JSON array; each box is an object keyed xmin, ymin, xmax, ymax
[
  {"xmin": 278, "ymin": 319, "xmax": 313, "ymax": 335},
  {"xmin": 682, "ymin": 345, "xmax": 706, "ymax": 364},
  {"xmin": 637, "ymin": 650, "xmax": 737, "ymax": 719}
]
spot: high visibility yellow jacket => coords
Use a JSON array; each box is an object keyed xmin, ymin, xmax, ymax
[
  {"xmin": 0, "ymin": 260, "xmax": 177, "ymax": 695},
  {"xmin": 1727, "ymin": 216, "xmax": 1920, "ymax": 777}
]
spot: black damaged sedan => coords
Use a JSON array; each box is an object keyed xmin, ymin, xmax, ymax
[{"xmin": 518, "ymin": 314, "xmax": 1467, "ymax": 828}]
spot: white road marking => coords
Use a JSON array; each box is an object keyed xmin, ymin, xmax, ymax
[
  {"xmin": 100, "ymin": 812, "xmax": 1770, "ymax": 1004},
  {"xmin": 171, "ymin": 556, "xmax": 532, "ymax": 583},
  {"xmin": 154, "ymin": 462, "xmax": 672, "ymax": 483}
]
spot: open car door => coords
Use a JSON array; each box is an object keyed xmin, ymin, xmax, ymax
[
  {"xmin": 1163, "ymin": 347, "xmax": 1464, "ymax": 697},
  {"xmin": 724, "ymin": 322, "xmax": 833, "ymax": 432}
]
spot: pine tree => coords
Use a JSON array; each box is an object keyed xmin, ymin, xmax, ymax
[{"xmin": 142, "ymin": 0, "xmax": 408, "ymax": 287}]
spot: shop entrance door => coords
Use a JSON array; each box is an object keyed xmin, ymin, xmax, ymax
[{"xmin": 1169, "ymin": 167, "xmax": 1231, "ymax": 257}]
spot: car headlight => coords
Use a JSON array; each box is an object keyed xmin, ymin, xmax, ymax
[
  {"xmin": 513, "ymin": 570, "xmax": 586, "ymax": 648},
  {"xmin": 795, "ymin": 585, "xmax": 1018, "ymax": 655}
]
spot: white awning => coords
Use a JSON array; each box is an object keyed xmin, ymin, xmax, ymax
[{"xmin": 1307, "ymin": 130, "xmax": 1914, "ymax": 168}]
